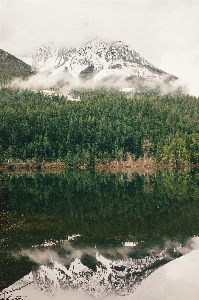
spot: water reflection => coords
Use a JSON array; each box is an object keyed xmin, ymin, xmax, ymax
[
  {"xmin": 1, "ymin": 236, "xmax": 199, "ymax": 300},
  {"xmin": 6, "ymin": 249, "xmax": 166, "ymax": 298},
  {"xmin": 1, "ymin": 169, "xmax": 199, "ymax": 297}
]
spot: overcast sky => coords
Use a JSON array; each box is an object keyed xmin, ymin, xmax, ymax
[{"xmin": 0, "ymin": 0, "xmax": 199, "ymax": 95}]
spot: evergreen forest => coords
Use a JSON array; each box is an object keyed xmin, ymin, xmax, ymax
[
  {"xmin": 0, "ymin": 50, "xmax": 34, "ymax": 86},
  {"xmin": 0, "ymin": 87, "xmax": 199, "ymax": 167}
]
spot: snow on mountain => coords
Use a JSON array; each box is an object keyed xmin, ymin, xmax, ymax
[
  {"xmin": 20, "ymin": 42, "xmax": 73, "ymax": 73},
  {"xmin": 19, "ymin": 39, "xmax": 176, "ymax": 86}
]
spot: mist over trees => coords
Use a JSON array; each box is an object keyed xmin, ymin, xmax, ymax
[{"xmin": 0, "ymin": 87, "xmax": 199, "ymax": 166}]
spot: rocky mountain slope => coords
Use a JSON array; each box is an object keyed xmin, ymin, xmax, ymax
[{"xmin": 19, "ymin": 39, "xmax": 177, "ymax": 87}]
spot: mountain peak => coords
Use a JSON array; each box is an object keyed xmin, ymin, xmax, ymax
[
  {"xmin": 36, "ymin": 41, "xmax": 57, "ymax": 58},
  {"xmin": 18, "ymin": 39, "xmax": 177, "ymax": 86},
  {"xmin": 86, "ymin": 37, "xmax": 107, "ymax": 44},
  {"xmin": 82, "ymin": 38, "xmax": 109, "ymax": 52},
  {"xmin": 38, "ymin": 41, "xmax": 55, "ymax": 49},
  {"xmin": 112, "ymin": 40, "xmax": 129, "ymax": 46}
]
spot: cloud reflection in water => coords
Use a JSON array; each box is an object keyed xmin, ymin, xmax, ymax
[{"xmin": 1, "ymin": 236, "xmax": 199, "ymax": 299}]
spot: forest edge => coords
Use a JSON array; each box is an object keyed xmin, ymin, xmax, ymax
[{"xmin": 1, "ymin": 158, "xmax": 199, "ymax": 175}]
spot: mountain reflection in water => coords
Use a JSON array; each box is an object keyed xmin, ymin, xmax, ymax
[
  {"xmin": 0, "ymin": 246, "xmax": 167, "ymax": 299},
  {"xmin": 1, "ymin": 169, "xmax": 199, "ymax": 298},
  {"xmin": 1, "ymin": 237, "xmax": 199, "ymax": 300}
]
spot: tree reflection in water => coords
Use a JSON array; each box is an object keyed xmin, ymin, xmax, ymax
[{"xmin": 1, "ymin": 169, "xmax": 199, "ymax": 297}]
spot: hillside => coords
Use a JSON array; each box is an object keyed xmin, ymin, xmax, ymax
[
  {"xmin": 0, "ymin": 88, "xmax": 198, "ymax": 166},
  {"xmin": 0, "ymin": 49, "xmax": 34, "ymax": 85}
]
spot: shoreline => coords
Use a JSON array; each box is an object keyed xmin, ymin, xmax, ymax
[
  {"xmin": 95, "ymin": 159, "xmax": 199, "ymax": 174},
  {"xmin": 0, "ymin": 161, "xmax": 65, "ymax": 174},
  {"xmin": 0, "ymin": 159, "xmax": 199, "ymax": 175}
]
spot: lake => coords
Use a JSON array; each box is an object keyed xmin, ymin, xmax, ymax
[{"xmin": 1, "ymin": 168, "xmax": 199, "ymax": 299}]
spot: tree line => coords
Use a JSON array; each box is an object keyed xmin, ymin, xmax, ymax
[{"xmin": 0, "ymin": 87, "xmax": 199, "ymax": 166}]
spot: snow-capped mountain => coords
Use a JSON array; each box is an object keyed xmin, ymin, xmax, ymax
[{"xmin": 19, "ymin": 39, "xmax": 177, "ymax": 85}]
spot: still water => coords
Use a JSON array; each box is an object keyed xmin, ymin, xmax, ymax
[{"xmin": 1, "ymin": 169, "xmax": 199, "ymax": 299}]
